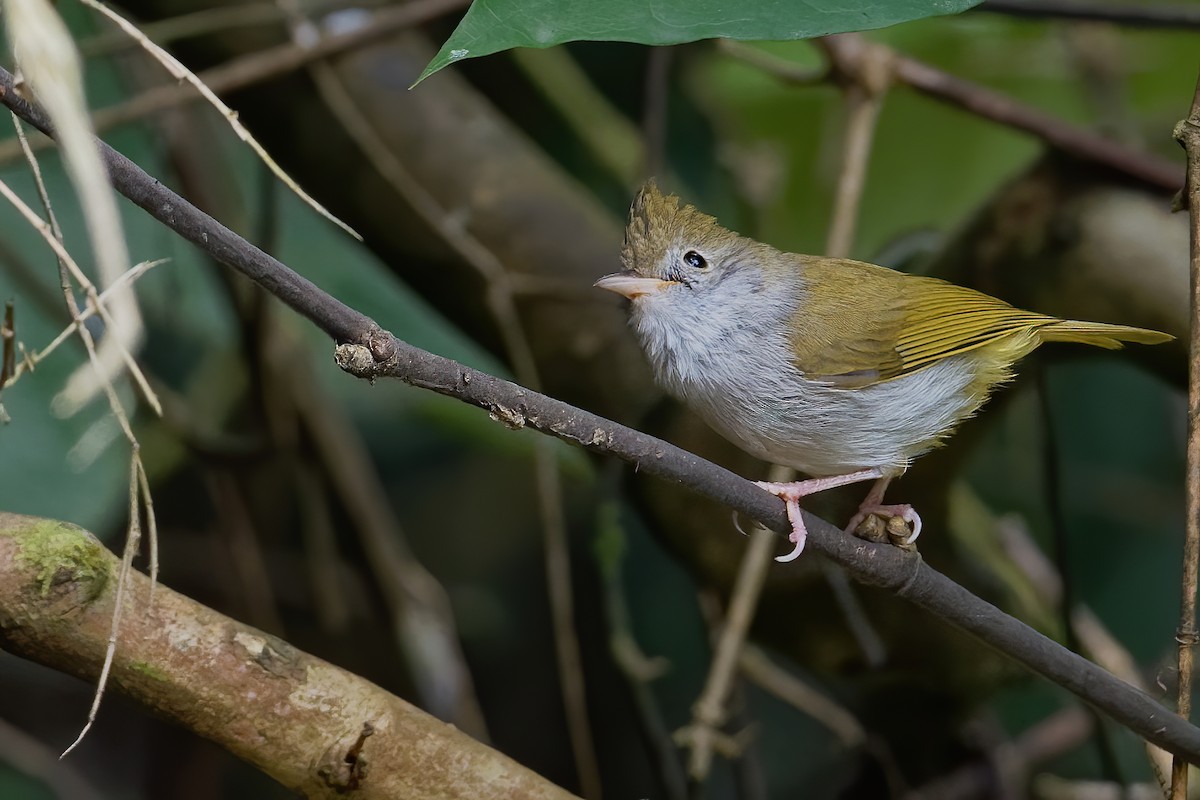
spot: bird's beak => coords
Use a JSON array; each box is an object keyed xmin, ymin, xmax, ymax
[{"xmin": 594, "ymin": 271, "xmax": 675, "ymax": 299}]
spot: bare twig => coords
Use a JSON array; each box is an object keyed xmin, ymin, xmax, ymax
[
  {"xmin": 3, "ymin": 111, "xmax": 160, "ymax": 756},
  {"xmin": 2, "ymin": 260, "xmax": 164, "ymax": 390},
  {"xmin": 276, "ymin": 5, "xmax": 599, "ymax": 788},
  {"xmin": 893, "ymin": 51, "xmax": 1181, "ymax": 191},
  {"xmin": 717, "ymin": 40, "xmax": 826, "ymax": 85},
  {"xmin": 677, "ymin": 527, "xmax": 776, "ymax": 780},
  {"xmin": 6, "ymin": 64, "xmax": 1200, "ymax": 764},
  {"xmin": 9, "ymin": 115, "xmax": 159, "ymax": 416},
  {"xmin": 60, "ymin": 453, "xmax": 144, "ymax": 758},
  {"xmin": 206, "ymin": 473, "xmax": 286, "ymax": 635},
  {"xmin": 291, "ymin": 367, "xmax": 489, "ymax": 735},
  {"xmin": 0, "ymin": 0, "xmax": 469, "ymax": 164},
  {"xmin": 729, "ymin": 34, "xmax": 1183, "ymax": 192},
  {"xmin": 738, "ymin": 644, "xmax": 865, "ymax": 748},
  {"xmin": 1170, "ymin": 67, "xmax": 1200, "ymax": 800},
  {"xmin": 907, "ymin": 706, "xmax": 1093, "ymax": 800},
  {"xmin": 0, "ymin": 300, "xmax": 13, "ymax": 421},
  {"xmin": 641, "ymin": 47, "xmax": 673, "ymax": 179},
  {"xmin": 5, "ymin": 0, "xmax": 145, "ymax": 416},
  {"xmin": 980, "ymin": 0, "xmax": 1200, "ymax": 29},
  {"xmin": 294, "ymin": 462, "xmax": 351, "ymax": 633},
  {"xmin": 818, "ymin": 34, "xmax": 891, "ymax": 257},
  {"xmin": 80, "ymin": 0, "xmax": 357, "ymax": 240},
  {"xmin": 510, "ymin": 47, "xmax": 643, "ymax": 188},
  {"xmin": 79, "ymin": 0, "xmax": 387, "ymax": 57},
  {"xmin": 678, "ymin": 42, "xmax": 888, "ymax": 781},
  {"xmin": 595, "ymin": 501, "xmax": 686, "ymax": 800}
]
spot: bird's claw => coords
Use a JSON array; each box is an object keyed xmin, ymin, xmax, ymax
[{"xmin": 848, "ymin": 504, "xmax": 922, "ymax": 546}]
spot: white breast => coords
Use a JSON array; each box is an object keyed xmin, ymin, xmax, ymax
[{"xmin": 630, "ymin": 289, "xmax": 981, "ymax": 477}]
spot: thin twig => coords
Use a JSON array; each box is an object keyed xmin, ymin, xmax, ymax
[
  {"xmin": 893, "ymin": 51, "xmax": 1181, "ymax": 191},
  {"xmin": 818, "ymin": 34, "xmax": 891, "ymax": 258},
  {"xmin": 677, "ymin": 528, "xmax": 776, "ymax": 780},
  {"xmin": 731, "ymin": 34, "xmax": 1182, "ymax": 192},
  {"xmin": 5, "ymin": 112, "xmax": 156, "ymax": 760},
  {"xmin": 5, "ymin": 0, "xmax": 145, "ymax": 417},
  {"xmin": 7, "ymin": 64, "xmax": 1200, "ymax": 765},
  {"xmin": 738, "ymin": 644, "xmax": 865, "ymax": 748},
  {"xmin": 0, "ymin": 301, "xmax": 13, "ymax": 378},
  {"xmin": 980, "ymin": 0, "xmax": 1200, "ymax": 29},
  {"xmin": 0, "ymin": 301, "xmax": 12, "ymax": 423},
  {"xmin": 10, "ymin": 115, "xmax": 160, "ymax": 415},
  {"xmin": 206, "ymin": 472, "xmax": 285, "ymax": 635},
  {"xmin": 641, "ymin": 47, "xmax": 673, "ymax": 179},
  {"xmin": 277, "ymin": 5, "xmax": 599, "ymax": 789},
  {"xmin": 294, "ymin": 462, "xmax": 351, "ymax": 633},
  {"xmin": 1170, "ymin": 67, "xmax": 1200, "ymax": 800},
  {"xmin": 595, "ymin": 499, "xmax": 687, "ymax": 800},
  {"xmin": 1037, "ymin": 368, "xmax": 1126, "ymax": 785},
  {"xmin": 907, "ymin": 706, "xmax": 1093, "ymax": 800},
  {"xmin": 678, "ymin": 46, "xmax": 888, "ymax": 780},
  {"xmin": 80, "ymin": 0, "xmax": 358, "ymax": 241},
  {"xmin": 717, "ymin": 40, "xmax": 827, "ymax": 85},
  {"xmin": 79, "ymin": 0, "xmax": 387, "ymax": 57},
  {"xmin": 0, "ymin": 0, "xmax": 470, "ymax": 165},
  {"xmin": 2, "ymin": 259, "xmax": 165, "ymax": 389},
  {"xmin": 61, "ymin": 452, "xmax": 143, "ymax": 758},
  {"xmin": 510, "ymin": 47, "xmax": 643, "ymax": 188}
]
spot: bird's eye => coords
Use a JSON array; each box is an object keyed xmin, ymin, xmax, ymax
[{"xmin": 683, "ymin": 250, "xmax": 707, "ymax": 269}]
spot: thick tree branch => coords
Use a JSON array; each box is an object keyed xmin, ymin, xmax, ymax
[
  {"xmin": 2, "ymin": 64, "xmax": 1199, "ymax": 765},
  {"xmin": 0, "ymin": 513, "xmax": 578, "ymax": 799}
]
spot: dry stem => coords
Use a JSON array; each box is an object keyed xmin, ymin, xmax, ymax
[{"xmin": 1170, "ymin": 66, "xmax": 1200, "ymax": 800}]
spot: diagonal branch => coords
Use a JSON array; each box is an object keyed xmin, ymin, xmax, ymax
[
  {"xmin": 980, "ymin": 0, "xmax": 1200, "ymax": 29},
  {"xmin": 2, "ymin": 63, "xmax": 1199, "ymax": 765},
  {"xmin": 733, "ymin": 33, "xmax": 1183, "ymax": 192}
]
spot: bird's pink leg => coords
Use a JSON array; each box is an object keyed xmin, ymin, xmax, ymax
[
  {"xmin": 843, "ymin": 476, "xmax": 923, "ymax": 545},
  {"xmin": 756, "ymin": 468, "xmax": 885, "ymax": 562}
]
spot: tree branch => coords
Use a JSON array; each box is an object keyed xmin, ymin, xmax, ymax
[
  {"xmin": 980, "ymin": 0, "xmax": 1200, "ymax": 30},
  {"xmin": 1169, "ymin": 66, "xmax": 1200, "ymax": 800},
  {"xmin": 0, "ymin": 0, "xmax": 470, "ymax": 165},
  {"xmin": 0, "ymin": 513, "xmax": 578, "ymax": 799},
  {"xmin": 2, "ymin": 63, "xmax": 1199, "ymax": 766},
  {"xmin": 736, "ymin": 34, "xmax": 1183, "ymax": 192}
]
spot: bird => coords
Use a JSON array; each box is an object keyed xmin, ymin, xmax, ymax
[{"xmin": 595, "ymin": 181, "xmax": 1173, "ymax": 562}]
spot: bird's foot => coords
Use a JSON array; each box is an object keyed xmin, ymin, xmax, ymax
[
  {"xmin": 754, "ymin": 484, "xmax": 810, "ymax": 562},
  {"xmin": 847, "ymin": 503, "xmax": 922, "ymax": 547},
  {"xmin": 755, "ymin": 469, "xmax": 885, "ymax": 562}
]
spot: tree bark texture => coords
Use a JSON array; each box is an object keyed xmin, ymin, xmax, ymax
[{"xmin": 0, "ymin": 512, "xmax": 579, "ymax": 800}]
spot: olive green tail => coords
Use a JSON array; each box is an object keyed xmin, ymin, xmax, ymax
[{"xmin": 1039, "ymin": 319, "xmax": 1174, "ymax": 350}]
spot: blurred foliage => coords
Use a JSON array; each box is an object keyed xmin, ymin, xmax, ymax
[{"xmin": 0, "ymin": 1, "xmax": 1196, "ymax": 799}]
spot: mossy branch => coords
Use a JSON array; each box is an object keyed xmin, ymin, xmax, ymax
[{"xmin": 0, "ymin": 512, "xmax": 578, "ymax": 800}]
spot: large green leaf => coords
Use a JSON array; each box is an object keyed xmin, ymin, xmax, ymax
[{"xmin": 418, "ymin": 0, "xmax": 984, "ymax": 83}]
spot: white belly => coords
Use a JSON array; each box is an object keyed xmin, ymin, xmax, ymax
[
  {"xmin": 631, "ymin": 296, "xmax": 982, "ymax": 476},
  {"xmin": 685, "ymin": 355, "xmax": 980, "ymax": 476}
]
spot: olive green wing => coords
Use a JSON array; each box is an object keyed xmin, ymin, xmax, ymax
[{"xmin": 788, "ymin": 258, "xmax": 1053, "ymax": 388}]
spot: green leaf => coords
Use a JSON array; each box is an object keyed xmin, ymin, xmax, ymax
[{"xmin": 418, "ymin": 0, "xmax": 984, "ymax": 84}]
